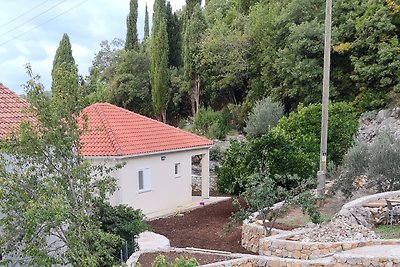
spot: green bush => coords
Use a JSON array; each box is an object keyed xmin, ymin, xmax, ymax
[
  {"xmin": 217, "ymin": 129, "xmax": 315, "ymax": 194},
  {"xmin": 191, "ymin": 108, "xmax": 232, "ymax": 140},
  {"xmin": 153, "ymin": 255, "xmax": 198, "ymax": 267},
  {"xmin": 244, "ymin": 97, "xmax": 284, "ymax": 137},
  {"xmin": 336, "ymin": 131, "xmax": 400, "ymax": 197},
  {"xmin": 276, "ymin": 102, "xmax": 359, "ymax": 165},
  {"xmin": 96, "ymin": 202, "xmax": 148, "ymax": 262}
]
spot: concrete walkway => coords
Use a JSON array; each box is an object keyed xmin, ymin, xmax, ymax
[
  {"xmin": 145, "ymin": 196, "xmax": 231, "ymax": 220},
  {"xmin": 337, "ymin": 245, "xmax": 400, "ymax": 258}
]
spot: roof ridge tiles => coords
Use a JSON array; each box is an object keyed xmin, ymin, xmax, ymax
[{"xmin": 94, "ymin": 103, "xmax": 125, "ymax": 156}]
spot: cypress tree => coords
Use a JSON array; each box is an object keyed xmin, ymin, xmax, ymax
[
  {"xmin": 51, "ymin": 33, "xmax": 80, "ymax": 114},
  {"xmin": 166, "ymin": 2, "xmax": 181, "ymax": 68},
  {"xmin": 183, "ymin": 4, "xmax": 206, "ymax": 116},
  {"xmin": 150, "ymin": 0, "xmax": 169, "ymax": 122},
  {"xmin": 125, "ymin": 0, "xmax": 139, "ymax": 50},
  {"xmin": 144, "ymin": 4, "xmax": 150, "ymax": 40}
]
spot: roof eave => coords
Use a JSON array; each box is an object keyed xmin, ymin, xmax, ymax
[{"xmin": 83, "ymin": 144, "xmax": 213, "ymax": 160}]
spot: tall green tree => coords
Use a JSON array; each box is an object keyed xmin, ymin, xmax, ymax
[
  {"xmin": 166, "ymin": 2, "xmax": 182, "ymax": 68},
  {"xmin": 186, "ymin": 0, "xmax": 201, "ymax": 17},
  {"xmin": 51, "ymin": 33, "xmax": 80, "ymax": 113},
  {"xmin": 0, "ymin": 65, "xmax": 123, "ymax": 266},
  {"xmin": 144, "ymin": 4, "xmax": 150, "ymax": 40},
  {"xmin": 183, "ymin": 4, "xmax": 206, "ymax": 116},
  {"xmin": 125, "ymin": 0, "xmax": 139, "ymax": 50},
  {"xmin": 150, "ymin": 0, "xmax": 169, "ymax": 122}
]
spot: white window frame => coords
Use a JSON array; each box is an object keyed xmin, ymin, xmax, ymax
[
  {"xmin": 138, "ymin": 167, "xmax": 151, "ymax": 193},
  {"xmin": 174, "ymin": 163, "xmax": 181, "ymax": 178}
]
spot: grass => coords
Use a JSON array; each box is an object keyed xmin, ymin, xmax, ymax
[{"xmin": 374, "ymin": 224, "xmax": 400, "ymax": 239}]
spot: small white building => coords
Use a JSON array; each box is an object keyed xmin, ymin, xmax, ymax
[{"xmin": 80, "ymin": 103, "xmax": 213, "ymax": 216}]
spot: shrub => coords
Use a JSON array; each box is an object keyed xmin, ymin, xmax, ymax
[
  {"xmin": 335, "ymin": 131, "xmax": 400, "ymax": 198},
  {"xmin": 191, "ymin": 108, "xmax": 232, "ymax": 140},
  {"xmin": 153, "ymin": 255, "xmax": 198, "ymax": 267},
  {"xmin": 217, "ymin": 129, "xmax": 315, "ymax": 194},
  {"xmin": 244, "ymin": 97, "xmax": 284, "ymax": 137},
  {"xmin": 96, "ymin": 202, "xmax": 148, "ymax": 261},
  {"xmin": 277, "ymin": 102, "xmax": 359, "ymax": 165}
]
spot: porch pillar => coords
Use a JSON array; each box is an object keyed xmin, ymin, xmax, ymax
[{"xmin": 201, "ymin": 150, "xmax": 210, "ymax": 199}]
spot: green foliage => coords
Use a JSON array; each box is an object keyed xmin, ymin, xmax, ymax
[
  {"xmin": 109, "ymin": 49, "xmax": 152, "ymax": 116},
  {"xmin": 244, "ymin": 97, "xmax": 284, "ymax": 137},
  {"xmin": 0, "ymin": 66, "xmax": 123, "ymax": 266},
  {"xmin": 277, "ymin": 102, "xmax": 358, "ymax": 166},
  {"xmin": 144, "ymin": 4, "xmax": 150, "ymax": 39},
  {"xmin": 151, "ymin": 14, "xmax": 170, "ymax": 122},
  {"xmin": 51, "ymin": 33, "xmax": 80, "ymax": 113},
  {"xmin": 183, "ymin": 3, "xmax": 206, "ymax": 115},
  {"xmin": 191, "ymin": 108, "xmax": 232, "ymax": 140},
  {"xmin": 228, "ymin": 170, "xmax": 320, "ymax": 236},
  {"xmin": 152, "ymin": 255, "xmax": 198, "ymax": 267},
  {"xmin": 166, "ymin": 2, "xmax": 182, "ymax": 68},
  {"xmin": 336, "ymin": 131, "xmax": 400, "ymax": 198},
  {"xmin": 217, "ymin": 129, "xmax": 314, "ymax": 194},
  {"xmin": 125, "ymin": 0, "xmax": 139, "ymax": 50},
  {"xmin": 97, "ymin": 202, "xmax": 148, "ymax": 262}
]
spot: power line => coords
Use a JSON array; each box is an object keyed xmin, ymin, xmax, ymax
[
  {"xmin": 0, "ymin": 0, "xmax": 51, "ymax": 30},
  {"xmin": 0, "ymin": 0, "xmax": 90, "ymax": 47},
  {"xmin": 0, "ymin": 0, "xmax": 70, "ymax": 39}
]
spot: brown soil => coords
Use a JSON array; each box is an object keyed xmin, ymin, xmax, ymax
[
  {"xmin": 137, "ymin": 251, "xmax": 234, "ymax": 267},
  {"xmin": 148, "ymin": 198, "xmax": 251, "ymax": 253},
  {"xmin": 147, "ymin": 195, "xmax": 347, "ymax": 254}
]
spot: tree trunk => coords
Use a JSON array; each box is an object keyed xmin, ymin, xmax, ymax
[
  {"xmin": 191, "ymin": 74, "xmax": 201, "ymax": 117},
  {"xmin": 161, "ymin": 109, "xmax": 167, "ymax": 123}
]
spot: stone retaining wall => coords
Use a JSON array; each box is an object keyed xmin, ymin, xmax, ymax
[{"xmin": 241, "ymin": 221, "xmax": 287, "ymax": 253}]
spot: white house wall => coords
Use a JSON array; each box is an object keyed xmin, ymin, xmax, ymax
[{"xmin": 90, "ymin": 148, "xmax": 209, "ymax": 216}]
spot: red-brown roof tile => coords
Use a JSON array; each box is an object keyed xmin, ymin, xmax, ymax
[
  {"xmin": 79, "ymin": 103, "xmax": 213, "ymax": 157},
  {"xmin": 0, "ymin": 83, "xmax": 32, "ymax": 138}
]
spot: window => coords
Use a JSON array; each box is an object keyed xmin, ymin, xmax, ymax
[
  {"xmin": 174, "ymin": 163, "xmax": 180, "ymax": 177},
  {"xmin": 138, "ymin": 168, "xmax": 151, "ymax": 192}
]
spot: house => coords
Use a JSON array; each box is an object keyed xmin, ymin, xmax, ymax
[
  {"xmin": 80, "ymin": 103, "xmax": 213, "ymax": 216},
  {"xmin": 0, "ymin": 83, "xmax": 32, "ymax": 139}
]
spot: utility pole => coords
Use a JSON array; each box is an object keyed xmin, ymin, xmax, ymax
[{"xmin": 317, "ymin": 0, "xmax": 333, "ymax": 197}]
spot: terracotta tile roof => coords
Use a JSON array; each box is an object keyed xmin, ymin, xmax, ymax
[
  {"xmin": 0, "ymin": 83, "xmax": 32, "ymax": 138},
  {"xmin": 79, "ymin": 103, "xmax": 213, "ymax": 157}
]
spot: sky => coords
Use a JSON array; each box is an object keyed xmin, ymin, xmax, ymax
[{"xmin": 0, "ymin": 0, "xmax": 186, "ymax": 95}]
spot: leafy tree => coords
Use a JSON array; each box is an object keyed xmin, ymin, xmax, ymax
[
  {"xmin": 183, "ymin": 4, "xmax": 206, "ymax": 116},
  {"xmin": 0, "ymin": 65, "xmax": 123, "ymax": 266},
  {"xmin": 276, "ymin": 102, "xmax": 358, "ymax": 166},
  {"xmin": 336, "ymin": 131, "xmax": 400, "ymax": 198},
  {"xmin": 200, "ymin": 13, "xmax": 251, "ymax": 110},
  {"xmin": 191, "ymin": 107, "xmax": 232, "ymax": 140},
  {"xmin": 244, "ymin": 97, "xmax": 284, "ymax": 137},
  {"xmin": 84, "ymin": 38, "xmax": 124, "ymax": 102},
  {"xmin": 229, "ymin": 171, "xmax": 320, "ymax": 236},
  {"xmin": 125, "ymin": 0, "xmax": 139, "ymax": 51},
  {"xmin": 109, "ymin": 49, "xmax": 152, "ymax": 116},
  {"xmin": 217, "ymin": 129, "xmax": 314, "ymax": 194},
  {"xmin": 350, "ymin": 2, "xmax": 400, "ymax": 111},
  {"xmin": 51, "ymin": 33, "xmax": 80, "ymax": 113}
]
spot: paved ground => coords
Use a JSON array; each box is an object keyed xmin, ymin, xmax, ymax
[{"xmin": 338, "ymin": 245, "xmax": 400, "ymax": 258}]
